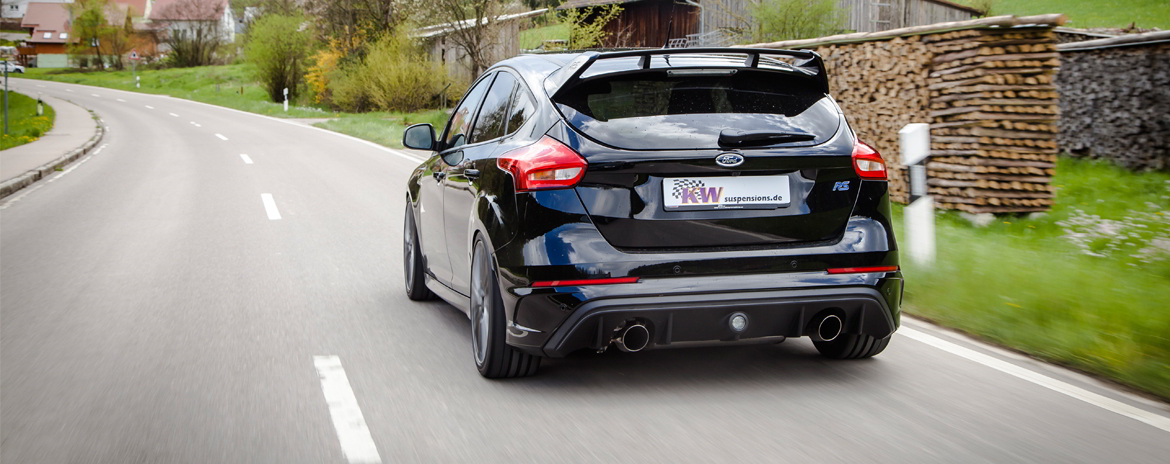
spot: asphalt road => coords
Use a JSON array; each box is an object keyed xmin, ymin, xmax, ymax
[{"xmin": 3, "ymin": 79, "xmax": 1169, "ymax": 464}]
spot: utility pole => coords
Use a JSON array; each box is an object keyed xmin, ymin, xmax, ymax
[{"xmin": 3, "ymin": 60, "xmax": 8, "ymax": 135}]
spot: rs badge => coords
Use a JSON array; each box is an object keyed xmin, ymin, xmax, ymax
[{"xmin": 833, "ymin": 181, "xmax": 851, "ymax": 191}]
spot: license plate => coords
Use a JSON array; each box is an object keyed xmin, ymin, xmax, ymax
[{"xmin": 663, "ymin": 175, "xmax": 791, "ymax": 210}]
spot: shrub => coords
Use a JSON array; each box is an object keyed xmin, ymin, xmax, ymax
[
  {"xmin": 330, "ymin": 30, "xmax": 452, "ymax": 113},
  {"xmin": 245, "ymin": 14, "xmax": 314, "ymax": 103},
  {"xmin": 750, "ymin": 0, "xmax": 843, "ymax": 43}
]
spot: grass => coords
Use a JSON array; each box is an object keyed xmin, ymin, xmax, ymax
[
  {"xmin": 313, "ymin": 110, "xmax": 449, "ymax": 149},
  {"xmin": 519, "ymin": 23, "xmax": 570, "ymax": 50},
  {"xmin": 896, "ymin": 157, "xmax": 1170, "ymax": 399},
  {"xmin": 963, "ymin": 0, "xmax": 1170, "ymax": 29},
  {"xmin": 0, "ymin": 91, "xmax": 56, "ymax": 150},
  {"xmin": 18, "ymin": 65, "xmax": 450, "ymax": 148}
]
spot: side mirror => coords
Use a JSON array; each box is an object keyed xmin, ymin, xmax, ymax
[{"xmin": 403, "ymin": 123, "xmax": 437, "ymax": 151}]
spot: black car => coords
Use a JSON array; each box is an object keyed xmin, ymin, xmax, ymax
[{"xmin": 403, "ymin": 48, "xmax": 903, "ymax": 378}]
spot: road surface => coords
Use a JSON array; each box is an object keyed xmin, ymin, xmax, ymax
[{"xmin": 3, "ymin": 79, "xmax": 1169, "ymax": 463}]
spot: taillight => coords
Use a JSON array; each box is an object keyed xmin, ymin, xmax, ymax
[
  {"xmin": 852, "ymin": 140, "xmax": 887, "ymax": 180},
  {"xmin": 497, "ymin": 136, "xmax": 587, "ymax": 192},
  {"xmin": 531, "ymin": 277, "xmax": 640, "ymax": 288}
]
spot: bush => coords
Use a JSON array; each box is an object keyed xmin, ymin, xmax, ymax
[
  {"xmin": 330, "ymin": 30, "xmax": 452, "ymax": 113},
  {"xmin": 245, "ymin": 14, "xmax": 313, "ymax": 103},
  {"xmin": 750, "ymin": 0, "xmax": 843, "ymax": 43}
]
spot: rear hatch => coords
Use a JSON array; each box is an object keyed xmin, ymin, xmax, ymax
[{"xmin": 551, "ymin": 52, "xmax": 859, "ymax": 249}]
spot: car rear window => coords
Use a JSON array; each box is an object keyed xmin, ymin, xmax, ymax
[{"xmin": 553, "ymin": 70, "xmax": 839, "ymax": 151}]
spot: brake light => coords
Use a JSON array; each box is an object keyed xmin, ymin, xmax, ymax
[
  {"xmin": 852, "ymin": 140, "xmax": 887, "ymax": 180},
  {"xmin": 497, "ymin": 136, "xmax": 587, "ymax": 192},
  {"xmin": 531, "ymin": 277, "xmax": 640, "ymax": 287},
  {"xmin": 826, "ymin": 266, "xmax": 899, "ymax": 274}
]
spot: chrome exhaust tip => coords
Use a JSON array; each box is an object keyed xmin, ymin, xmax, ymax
[
  {"xmin": 808, "ymin": 314, "xmax": 843, "ymax": 342},
  {"xmin": 615, "ymin": 323, "xmax": 651, "ymax": 353}
]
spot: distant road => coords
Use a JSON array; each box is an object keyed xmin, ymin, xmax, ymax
[{"xmin": 3, "ymin": 79, "xmax": 1169, "ymax": 463}]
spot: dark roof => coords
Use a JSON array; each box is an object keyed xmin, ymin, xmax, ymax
[
  {"xmin": 556, "ymin": 0, "xmax": 643, "ymax": 11},
  {"xmin": 924, "ymin": 0, "xmax": 984, "ymax": 16}
]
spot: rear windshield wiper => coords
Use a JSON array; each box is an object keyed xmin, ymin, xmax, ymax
[{"xmin": 719, "ymin": 129, "xmax": 816, "ymax": 147}]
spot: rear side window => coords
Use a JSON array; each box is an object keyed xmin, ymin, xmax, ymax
[
  {"xmin": 506, "ymin": 84, "xmax": 535, "ymax": 135},
  {"xmin": 444, "ymin": 73, "xmax": 494, "ymax": 149},
  {"xmin": 553, "ymin": 70, "xmax": 838, "ymax": 150},
  {"xmin": 471, "ymin": 72, "xmax": 517, "ymax": 144}
]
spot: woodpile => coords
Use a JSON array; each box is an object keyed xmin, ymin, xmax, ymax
[
  {"xmin": 745, "ymin": 15, "xmax": 1067, "ymax": 212},
  {"xmin": 817, "ymin": 36, "xmax": 933, "ymax": 203},
  {"xmin": 1056, "ymin": 34, "xmax": 1170, "ymax": 171},
  {"xmin": 922, "ymin": 27, "xmax": 1061, "ymax": 213}
]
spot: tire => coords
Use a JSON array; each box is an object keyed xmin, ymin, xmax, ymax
[
  {"xmin": 813, "ymin": 334, "xmax": 891, "ymax": 359},
  {"xmin": 470, "ymin": 237, "xmax": 540, "ymax": 378},
  {"xmin": 403, "ymin": 202, "xmax": 434, "ymax": 301}
]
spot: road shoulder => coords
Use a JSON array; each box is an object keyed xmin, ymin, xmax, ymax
[{"xmin": 0, "ymin": 94, "xmax": 104, "ymax": 199}]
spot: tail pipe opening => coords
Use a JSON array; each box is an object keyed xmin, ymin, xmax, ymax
[
  {"xmin": 806, "ymin": 313, "xmax": 843, "ymax": 342},
  {"xmin": 614, "ymin": 323, "xmax": 651, "ymax": 353}
]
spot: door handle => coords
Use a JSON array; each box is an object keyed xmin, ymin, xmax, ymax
[{"xmin": 464, "ymin": 169, "xmax": 480, "ymax": 179}]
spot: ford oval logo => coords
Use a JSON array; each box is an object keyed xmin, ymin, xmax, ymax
[{"xmin": 716, "ymin": 153, "xmax": 744, "ymax": 167}]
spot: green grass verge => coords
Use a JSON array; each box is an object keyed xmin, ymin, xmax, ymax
[
  {"xmin": 897, "ymin": 157, "xmax": 1170, "ymax": 399},
  {"xmin": 20, "ymin": 65, "xmax": 333, "ymax": 119},
  {"xmin": 956, "ymin": 0, "xmax": 1170, "ymax": 29},
  {"xmin": 519, "ymin": 23, "xmax": 569, "ymax": 50},
  {"xmin": 1, "ymin": 91, "xmax": 56, "ymax": 150},
  {"xmin": 313, "ymin": 110, "xmax": 449, "ymax": 149}
]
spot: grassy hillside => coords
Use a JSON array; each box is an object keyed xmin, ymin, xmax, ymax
[{"xmin": 982, "ymin": 0, "xmax": 1170, "ymax": 29}]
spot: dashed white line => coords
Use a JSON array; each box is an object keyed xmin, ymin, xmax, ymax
[
  {"xmin": 0, "ymin": 185, "xmax": 44, "ymax": 209},
  {"xmin": 169, "ymin": 112, "xmax": 179, "ymax": 117},
  {"xmin": 260, "ymin": 194, "xmax": 281, "ymax": 220},
  {"xmin": 145, "ymin": 105, "xmax": 154, "ymax": 109},
  {"xmin": 190, "ymin": 121, "xmax": 201, "ymax": 127},
  {"xmin": 215, "ymin": 133, "xmax": 228, "ymax": 141},
  {"xmin": 65, "ymin": 89, "xmax": 73, "ymax": 92},
  {"xmin": 240, "ymin": 154, "xmax": 253, "ymax": 164},
  {"xmin": 117, "ymin": 98, "xmax": 126, "ymax": 102},
  {"xmin": 314, "ymin": 356, "xmax": 382, "ymax": 464},
  {"xmin": 91, "ymin": 94, "xmax": 100, "ymax": 97},
  {"xmin": 901, "ymin": 327, "xmax": 1170, "ymax": 433}
]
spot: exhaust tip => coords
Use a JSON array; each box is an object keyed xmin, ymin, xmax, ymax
[
  {"xmin": 615, "ymin": 323, "xmax": 650, "ymax": 352},
  {"xmin": 816, "ymin": 315, "xmax": 843, "ymax": 342}
]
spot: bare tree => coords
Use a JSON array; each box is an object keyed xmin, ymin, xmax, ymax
[
  {"xmin": 153, "ymin": 0, "xmax": 229, "ymax": 67},
  {"xmin": 426, "ymin": 0, "xmax": 514, "ymax": 78},
  {"xmin": 305, "ymin": 0, "xmax": 410, "ymax": 57}
]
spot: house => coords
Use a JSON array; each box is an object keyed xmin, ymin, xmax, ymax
[
  {"xmin": 558, "ymin": 0, "xmax": 982, "ymax": 48},
  {"xmin": 3, "ymin": 0, "xmax": 71, "ymax": 21},
  {"xmin": 19, "ymin": 1, "xmax": 72, "ymax": 67},
  {"xmin": 415, "ymin": 8, "xmax": 547, "ymax": 83},
  {"xmin": 148, "ymin": 0, "xmax": 235, "ymax": 46}
]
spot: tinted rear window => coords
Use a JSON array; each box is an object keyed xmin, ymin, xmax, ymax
[{"xmin": 554, "ymin": 70, "xmax": 839, "ymax": 150}]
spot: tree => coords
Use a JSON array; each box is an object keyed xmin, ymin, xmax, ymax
[
  {"xmin": 748, "ymin": 0, "xmax": 843, "ymax": 43},
  {"xmin": 559, "ymin": 3, "xmax": 622, "ymax": 49},
  {"xmin": 100, "ymin": 8, "xmax": 135, "ymax": 70},
  {"xmin": 305, "ymin": 0, "xmax": 411, "ymax": 58},
  {"xmin": 246, "ymin": 14, "xmax": 313, "ymax": 102},
  {"xmin": 67, "ymin": 0, "xmax": 111, "ymax": 68},
  {"xmin": 153, "ymin": 0, "xmax": 229, "ymax": 67},
  {"xmin": 425, "ymin": 0, "xmax": 514, "ymax": 78}
]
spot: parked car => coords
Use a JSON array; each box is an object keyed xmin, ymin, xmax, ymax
[
  {"xmin": 2, "ymin": 61, "xmax": 24, "ymax": 74},
  {"xmin": 402, "ymin": 48, "xmax": 903, "ymax": 378}
]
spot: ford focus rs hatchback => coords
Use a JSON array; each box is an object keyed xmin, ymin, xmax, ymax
[{"xmin": 402, "ymin": 48, "xmax": 903, "ymax": 378}]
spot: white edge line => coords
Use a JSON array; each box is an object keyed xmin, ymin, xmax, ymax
[
  {"xmin": 215, "ymin": 133, "xmax": 228, "ymax": 141},
  {"xmin": 0, "ymin": 184, "xmax": 44, "ymax": 209},
  {"xmin": 260, "ymin": 193, "xmax": 281, "ymax": 220},
  {"xmin": 901, "ymin": 327, "xmax": 1170, "ymax": 433},
  {"xmin": 15, "ymin": 80, "xmax": 425, "ymax": 163},
  {"xmin": 314, "ymin": 356, "xmax": 383, "ymax": 464},
  {"xmin": 240, "ymin": 154, "xmax": 253, "ymax": 164}
]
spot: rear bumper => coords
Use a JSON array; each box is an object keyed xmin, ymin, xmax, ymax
[{"xmin": 504, "ymin": 272, "xmax": 902, "ymax": 358}]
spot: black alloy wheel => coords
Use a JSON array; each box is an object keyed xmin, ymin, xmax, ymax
[
  {"xmin": 470, "ymin": 237, "xmax": 540, "ymax": 378},
  {"xmin": 403, "ymin": 202, "xmax": 433, "ymax": 301},
  {"xmin": 813, "ymin": 334, "xmax": 891, "ymax": 359}
]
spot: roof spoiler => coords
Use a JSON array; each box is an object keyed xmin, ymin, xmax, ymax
[{"xmin": 543, "ymin": 48, "xmax": 829, "ymax": 96}]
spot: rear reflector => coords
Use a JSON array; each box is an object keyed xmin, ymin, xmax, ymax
[
  {"xmin": 498, "ymin": 136, "xmax": 587, "ymax": 192},
  {"xmin": 827, "ymin": 266, "xmax": 899, "ymax": 274},
  {"xmin": 852, "ymin": 140, "xmax": 888, "ymax": 180},
  {"xmin": 531, "ymin": 277, "xmax": 640, "ymax": 288}
]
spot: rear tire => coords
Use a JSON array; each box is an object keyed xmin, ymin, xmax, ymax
[
  {"xmin": 470, "ymin": 237, "xmax": 540, "ymax": 378},
  {"xmin": 813, "ymin": 334, "xmax": 891, "ymax": 359},
  {"xmin": 403, "ymin": 202, "xmax": 434, "ymax": 301}
]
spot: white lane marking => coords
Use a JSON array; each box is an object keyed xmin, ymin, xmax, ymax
[
  {"xmin": 190, "ymin": 121, "xmax": 201, "ymax": 127},
  {"xmin": 901, "ymin": 327, "xmax": 1170, "ymax": 433},
  {"xmin": 65, "ymin": 89, "xmax": 72, "ymax": 92},
  {"xmin": 240, "ymin": 154, "xmax": 253, "ymax": 164},
  {"xmin": 169, "ymin": 112, "xmax": 179, "ymax": 117},
  {"xmin": 36, "ymin": 84, "xmax": 45, "ymax": 88},
  {"xmin": 260, "ymin": 194, "xmax": 281, "ymax": 220},
  {"xmin": 117, "ymin": 98, "xmax": 126, "ymax": 102},
  {"xmin": 91, "ymin": 94, "xmax": 100, "ymax": 97},
  {"xmin": 0, "ymin": 185, "xmax": 44, "ymax": 209},
  {"xmin": 145, "ymin": 105, "xmax": 154, "ymax": 109},
  {"xmin": 215, "ymin": 133, "xmax": 228, "ymax": 141},
  {"xmin": 314, "ymin": 356, "xmax": 382, "ymax": 464}
]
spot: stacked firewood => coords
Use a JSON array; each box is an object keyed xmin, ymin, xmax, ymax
[
  {"xmin": 922, "ymin": 28, "xmax": 1061, "ymax": 213},
  {"xmin": 817, "ymin": 36, "xmax": 933, "ymax": 203}
]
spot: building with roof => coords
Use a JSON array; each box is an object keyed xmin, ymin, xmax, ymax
[
  {"xmin": 148, "ymin": 0, "xmax": 235, "ymax": 46},
  {"xmin": 19, "ymin": 1, "xmax": 73, "ymax": 67},
  {"xmin": 415, "ymin": 8, "xmax": 547, "ymax": 83}
]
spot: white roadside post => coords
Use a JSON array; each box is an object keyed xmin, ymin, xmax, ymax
[
  {"xmin": 900, "ymin": 123, "xmax": 935, "ymax": 268},
  {"xmin": 283, "ymin": 87, "xmax": 289, "ymax": 112}
]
